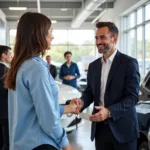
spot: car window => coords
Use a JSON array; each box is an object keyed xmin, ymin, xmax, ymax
[{"xmin": 145, "ymin": 77, "xmax": 150, "ymax": 90}]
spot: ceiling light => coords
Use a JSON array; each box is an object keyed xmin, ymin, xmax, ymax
[
  {"xmin": 51, "ymin": 20, "xmax": 57, "ymax": 24},
  {"xmin": 60, "ymin": 8, "xmax": 68, "ymax": 11},
  {"xmin": 9, "ymin": 7, "xmax": 27, "ymax": 11}
]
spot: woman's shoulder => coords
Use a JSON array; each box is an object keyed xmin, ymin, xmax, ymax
[{"xmin": 19, "ymin": 57, "xmax": 48, "ymax": 75}]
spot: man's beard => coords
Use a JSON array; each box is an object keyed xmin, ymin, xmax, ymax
[{"xmin": 97, "ymin": 43, "xmax": 110, "ymax": 54}]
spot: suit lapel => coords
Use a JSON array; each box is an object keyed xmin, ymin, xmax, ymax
[
  {"xmin": 105, "ymin": 51, "xmax": 121, "ymax": 90},
  {"xmin": 95, "ymin": 58, "xmax": 102, "ymax": 104}
]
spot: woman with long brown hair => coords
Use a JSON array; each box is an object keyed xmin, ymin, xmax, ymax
[{"xmin": 4, "ymin": 12, "xmax": 75, "ymax": 150}]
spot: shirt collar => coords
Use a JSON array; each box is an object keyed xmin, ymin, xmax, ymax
[
  {"xmin": 101, "ymin": 49, "xmax": 117, "ymax": 63},
  {"xmin": 33, "ymin": 55, "xmax": 48, "ymax": 67},
  {"xmin": 0, "ymin": 62, "xmax": 10, "ymax": 68},
  {"xmin": 65, "ymin": 62, "xmax": 72, "ymax": 65}
]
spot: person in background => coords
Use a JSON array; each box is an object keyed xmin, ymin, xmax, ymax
[
  {"xmin": 4, "ymin": 12, "xmax": 77, "ymax": 150},
  {"xmin": 59, "ymin": 51, "xmax": 80, "ymax": 89},
  {"xmin": 0, "ymin": 45, "xmax": 12, "ymax": 150},
  {"xmin": 73, "ymin": 22, "xmax": 140, "ymax": 150},
  {"xmin": 46, "ymin": 55, "xmax": 57, "ymax": 79}
]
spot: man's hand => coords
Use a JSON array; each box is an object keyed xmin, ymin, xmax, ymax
[
  {"xmin": 89, "ymin": 106, "xmax": 109, "ymax": 122},
  {"xmin": 70, "ymin": 98, "xmax": 83, "ymax": 114},
  {"xmin": 64, "ymin": 75, "xmax": 75, "ymax": 80},
  {"xmin": 64, "ymin": 75, "xmax": 70, "ymax": 80},
  {"xmin": 69, "ymin": 76, "xmax": 75, "ymax": 80}
]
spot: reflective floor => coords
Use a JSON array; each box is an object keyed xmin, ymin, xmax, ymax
[
  {"xmin": 67, "ymin": 106, "xmax": 95, "ymax": 150},
  {"xmin": 67, "ymin": 120, "xmax": 95, "ymax": 150}
]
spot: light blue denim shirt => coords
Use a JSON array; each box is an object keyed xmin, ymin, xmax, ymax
[{"xmin": 8, "ymin": 56, "xmax": 69, "ymax": 150}]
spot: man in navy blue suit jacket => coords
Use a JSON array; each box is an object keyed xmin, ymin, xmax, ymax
[
  {"xmin": 0, "ymin": 45, "xmax": 12, "ymax": 150},
  {"xmin": 75, "ymin": 22, "xmax": 140, "ymax": 150}
]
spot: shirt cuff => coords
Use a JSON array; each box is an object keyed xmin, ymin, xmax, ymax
[
  {"xmin": 59, "ymin": 105, "xmax": 64, "ymax": 117},
  {"xmin": 59, "ymin": 129, "xmax": 69, "ymax": 148}
]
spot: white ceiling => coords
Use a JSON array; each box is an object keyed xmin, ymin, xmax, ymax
[{"xmin": 0, "ymin": 0, "xmax": 115, "ymax": 28}]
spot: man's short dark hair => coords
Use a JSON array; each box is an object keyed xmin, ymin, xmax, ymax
[
  {"xmin": 96, "ymin": 22, "xmax": 119, "ymax": 36},
  {"xmin": 46, "ymin": 55, "xmax": 51, "ymax": 58},
  {"xmin": 0, "ymin": 45, "xmax": 11, "ymax": 59},
  {"xmin": 64, "ymin": 51, "xmax": 72, "ymax": 58}
]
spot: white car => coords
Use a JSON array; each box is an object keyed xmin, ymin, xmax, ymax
[{"xmin": 56, "ymin": 81, "xmax": 83, "ymax": 132}]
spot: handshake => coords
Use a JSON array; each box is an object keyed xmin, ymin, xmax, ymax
[
  {"xmin": 64, "ymin": 98, "xmax": 110, "ymax": 123},
  {"xmin": 64, "ymin": 98, "xmax": 83, "ymax": 114}
]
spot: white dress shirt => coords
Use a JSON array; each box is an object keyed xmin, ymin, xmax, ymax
[{"xmin": 100, "ymin": 50, "xmax": 117, "ymax": 106}]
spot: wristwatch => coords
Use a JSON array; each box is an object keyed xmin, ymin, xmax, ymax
[{"xmin": 108, "ymin": 110, "xmax": 111, "ymax": 118}]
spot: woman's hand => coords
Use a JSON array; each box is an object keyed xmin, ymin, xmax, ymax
[
  {"xmin": 62, "ymin": 144, "xmax": 72, "ymax": 150},
  {"xmin": 64, "ymin": 98, "xmax": 83, "ymax": 114},
  {"xmin": 63, "ymin": 98, "xmax": 78, "ymax": 114},
  {"xmin": 64, "ymin": 99, "xmax": 77, "ymax": 114}
]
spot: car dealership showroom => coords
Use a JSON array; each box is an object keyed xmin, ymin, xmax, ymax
[{"xmin": 0, "ymin": 0, "xmax": 150, "ymax": 150}]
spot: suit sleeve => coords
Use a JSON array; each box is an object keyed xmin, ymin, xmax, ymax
[
  {"xmin": 53, "ymin": 66, "xmax": 57, "ymax": 79},
  {"xmin": 108, "ymin": 59, "xmax": 140, "ymax": 121},
  {"xmin": 0, "ymin": 65, "xmax": 5, "ymax": 85},
  {"xmin": 59, "ymin": 65, "xmax": 64, "ymax": 80},
  {"xmin": 81, "ymin": 64, "xmax": 94, "ymax": 111},
  {"xmin": 0, "ymin": 65, "xmax": 8, "ymax": 97}
]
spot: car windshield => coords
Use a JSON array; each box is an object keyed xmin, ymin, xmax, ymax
[
  {"xmin": 145, "ymin": 75, "xmax": 150, "ymax": 90},
  {"xmin": 139, "ymin": 69, "xmax": 150, "ymax": 101}
]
